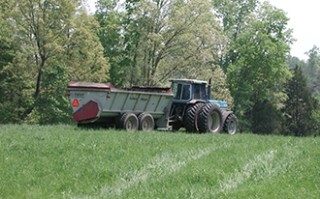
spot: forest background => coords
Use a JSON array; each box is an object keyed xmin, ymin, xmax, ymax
[{"xmin": 0, "ymin": 0, "xmax": 319, "ymax": 136}]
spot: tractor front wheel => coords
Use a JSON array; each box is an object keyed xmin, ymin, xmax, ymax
[{"xmin": 223, "ymin": 113, "xmax": 237, "ymax": 135}]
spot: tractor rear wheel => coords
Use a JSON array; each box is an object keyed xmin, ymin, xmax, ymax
[
  {"xmin": 223, "ymin": 113, "xmax": 237, "ymax": 135},
  {"xmin": 138, "ymin": 113, "xmax": 154, "ymax": 131},
  {"xmin": 184, "ymin": 103, "xmax": 204, "ymax": 132},
  {"xmin": 120, "ymin": 113, "xmax": 139, "ymax": 131},
  {"xmin": 198, "ymin": 104, "xmax": 222, "ymax": 133}
]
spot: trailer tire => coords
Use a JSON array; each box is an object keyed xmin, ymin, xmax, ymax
[
  {"xmin": 120, "ymin": 113, "xmax": 139, "ymax": 131},
  {"xmin": 138, "ymin": 113, "xmax": 154, "ymax": 131},
  {"xmin": 184, "ymin": 103, "xmax": 204, "ymax": 132},
  {"xmin": 198, "ymin": 104, "xmax": 222, "ymax": 133},
  {"xmin": 223, "ymin": 113, "xmax": 237, "ymax": 135}
]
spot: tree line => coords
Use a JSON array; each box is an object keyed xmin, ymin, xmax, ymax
[{"xmin": 0, "ymin": 0, "xmax": 319, "ymax": 136}]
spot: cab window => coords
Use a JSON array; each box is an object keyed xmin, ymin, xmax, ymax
[
  {"xmin": 181, "ymin": 84, "xmax": 191, "ymax": 100},
  {"xmin": 194, "ymin": 84, "xmax": 201, "ymax": 99},
  {"xmin": 172, "ymin": 83, "xmax": 191, "ymax": 100},
  {"xmin": 173, "ymin": 83, "xmax": 182, "ymax": 99},
  {"xmin": 194, "ymin": 84, "xmax": 207, "ymax": 99}
]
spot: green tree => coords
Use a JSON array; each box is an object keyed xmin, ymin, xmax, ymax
[
  {"xmin": 0, "ymin": 2, "xmax": 14, "ymax": 69},
  {"xmin": 283, "ymin": 66, "xmax": 316, "ymax": 136},
  {"xmin": 0, "ymin": 0, "xmax": 31, "ymax": 123},
  {"xmin": 211, "ymin": 66, "xmax": 234, "ymax": 107},
  {"xmin": 226, "ymin": 2, "xmax": 292, "ymax": 131},
  {"xmin": 251, "ymin": 100, "xmax": 282, "ymax": 134},
  {"xmin": 287, "ymin": 55, "xmax": 306, "ymax": 70},
  {"xmin": 305, "ymin": 46, "xmax": 320, "ymax": 97},
  {"xmin": 0, "ymin": 0, "xmax": 109, "ymax": 124},
  {"xmin": 213, "ymin": 0, "xmax": 259, "ymax": 71},
  {"xmin": 96, "ymin": 0, "xmax": 226, "ymax": 87},
  {"xmin": 95, "ymin": 0, "xmax": 125, "ymax": 86},
  {"xmin": 67, "ymin": 10, "xmax": 109, "ymax": 82}
]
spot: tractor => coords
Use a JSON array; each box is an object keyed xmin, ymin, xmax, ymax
[{"xmin": 169, "ymin": 79, "xmax": 237, "ymax": 134}]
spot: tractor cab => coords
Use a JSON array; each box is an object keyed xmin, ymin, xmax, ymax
[
  {"xmin": 170, "ymin": 79, "xmax": 210, "ymax": 103},
  {"xmin": 169, "ymin": 79, "xmax": 211, "ymax": 130}
]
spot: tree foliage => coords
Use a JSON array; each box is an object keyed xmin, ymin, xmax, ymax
[
  {"xmin": 0, "ymin": 0, "xmax": 109, "ymax": 124},
  {"xmin": 215, "ymin": 1, "xmax": 292, "ymax": 131},
  {"xmin": 305, "ymin": 46, "xmax": 320, "ymax": 97},
  {"xmin": 286, "ymin": 48, "xmax": 320, "ymax": 135},
  {"xmin": 96, "ymin": 0, "xmax": 226, "ymax": 85},
  {"xmin": 213, "ymin": 0, "xmax": 259, "ymax": 71},
  {"xmin": 0, "ymin": 0, "xmax": 31, "ymax": 123},
  {"xmin": 251, "ymin": 100, "xmax": 282, "ymax": 134},
  {"xmin": 283, "ymin": 66, "xmax": 317, "ymax": 136}
]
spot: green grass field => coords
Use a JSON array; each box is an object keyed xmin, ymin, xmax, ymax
[{"xmin": 0, "ymin": 125, "xmax": 319, "ymax": 199}]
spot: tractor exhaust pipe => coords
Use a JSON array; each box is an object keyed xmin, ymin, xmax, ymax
[{"xmin": 208, "ymin": 78, "xmax": 212, "ymax": 100}]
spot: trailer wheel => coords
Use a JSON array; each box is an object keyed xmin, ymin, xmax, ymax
[
  {"xmin": 223, "ymin": 113, "xmax": 237, "ymax": 135},
  {"xmin": 184, "ymin": 103, "xmax": 204, "ymax": 132},
  {"xmin": 138, "ymin": 113, "xmax": 154, "ymax": 131},
  {"xmin": 198, "ymin": 104, "xmax": 222, "ymax": 133},
  {"xmin": 120, "ymin": 113, "xmax": 139, "ymax": 131}
]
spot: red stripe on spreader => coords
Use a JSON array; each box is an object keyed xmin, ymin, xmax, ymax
[{"xmin": 73, "ymin": 100, "xmax": 100, "ymax": 123}]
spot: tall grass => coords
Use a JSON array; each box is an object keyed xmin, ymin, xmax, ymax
[{"xmin": 0, "ymin": 125, "xmax": 319, "ymax": 198}]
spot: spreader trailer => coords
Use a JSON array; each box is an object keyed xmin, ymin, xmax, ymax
[{"xmin": 68, "ymin": 79, "xmax": 237, "ymax": 134}]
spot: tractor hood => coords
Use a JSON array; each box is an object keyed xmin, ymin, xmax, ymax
[{"xmin": 209, "ymin": 100, "xmax": 228, "ymax": 109}]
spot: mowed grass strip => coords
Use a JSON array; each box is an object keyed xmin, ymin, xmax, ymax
[{"xmin": 0, "ymin": 125, "xmax": 319, "ymax": 199}]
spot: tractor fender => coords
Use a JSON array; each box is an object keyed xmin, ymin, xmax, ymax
[{"xmin": 221, "ymin": 110, "xmax": 233, "ymax": 124}]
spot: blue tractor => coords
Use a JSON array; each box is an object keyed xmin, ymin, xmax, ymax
[{"xmin": 169, "ymin": 79, "xmax": 237, "ymax": 134}]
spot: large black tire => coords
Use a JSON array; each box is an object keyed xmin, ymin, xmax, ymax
[
  {"xmin": 120, "ymin": 113, "xmax": 139, "ymax": 131},
  {"xmin": 198, "ymin": 104, "xmax": 223, "ymax": 133},
  {"xmin": 184, "ymin": 103, "xmax": 205, "ymax": 132},
  {"xmin": 138, "ymin": 113, "xmax": 155, "ymax": 131},
  {"xmin": 223, "ymin": 113, "xmax": 237, "ymax": 135}
]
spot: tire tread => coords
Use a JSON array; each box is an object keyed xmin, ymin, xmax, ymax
[
  {"xmin": 198, "ymin": 104, "xmax": 222, "ymax": 133},
  {"xmin": 184, "ymin": 103, "xmax": 204, "ymax": 132}
]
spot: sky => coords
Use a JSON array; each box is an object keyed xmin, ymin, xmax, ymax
[
  {"xmin": 86, "ymin": 0, "xmax": 320, "ymax": 60},
  {"xmin": 268, "ymin": 0, "xmax": 320, "ymax": 60}
]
